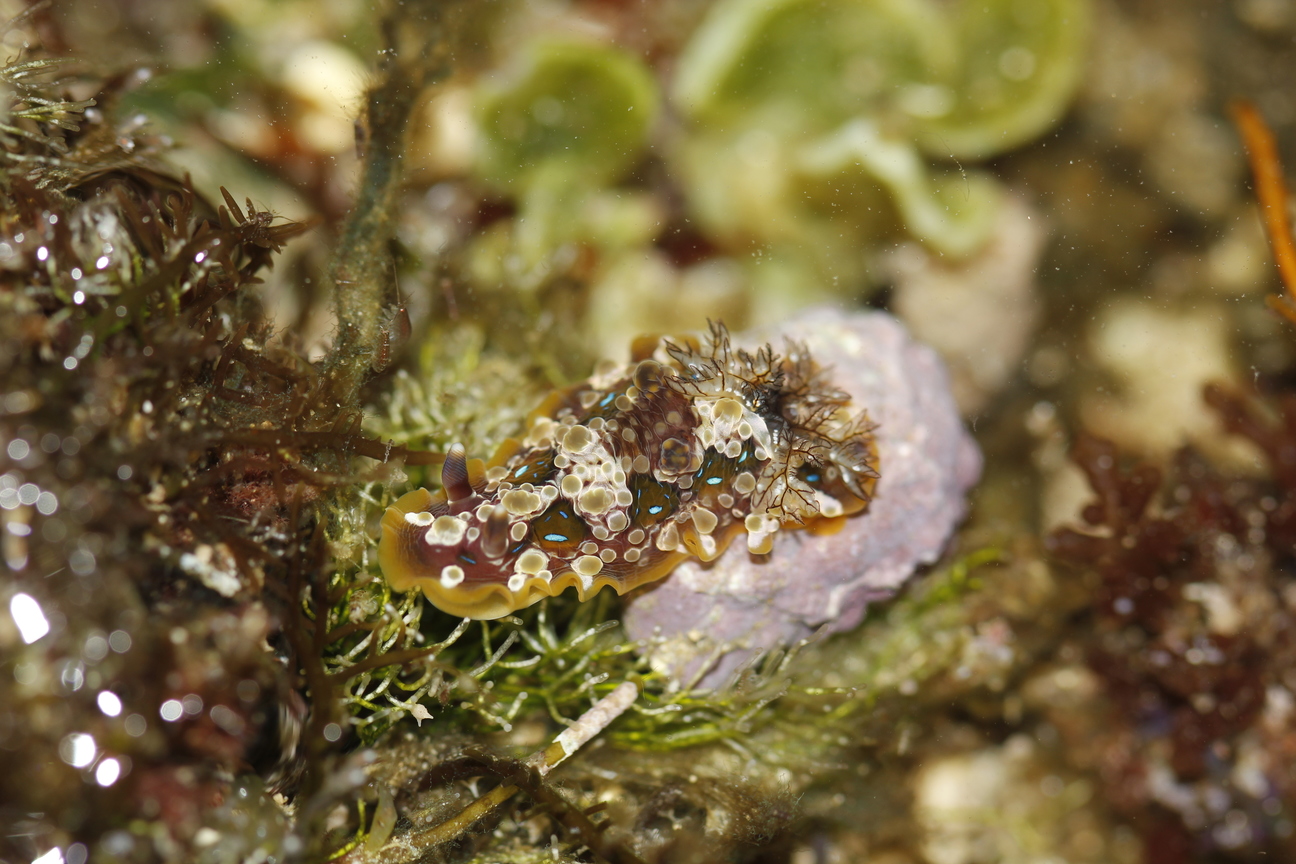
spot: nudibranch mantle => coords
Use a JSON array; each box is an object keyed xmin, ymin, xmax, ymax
[{"xmin": 379, "ymin": 322, "xmax": 879, "ymax": 619}]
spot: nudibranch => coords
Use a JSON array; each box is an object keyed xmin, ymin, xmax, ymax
[
  {"xmin": 622, "ymin": 309, "xmax": 983, "ymax": 686},
  {"xmin": 378, "ymin": 323, "xmax": 879, "ymax": 619}
]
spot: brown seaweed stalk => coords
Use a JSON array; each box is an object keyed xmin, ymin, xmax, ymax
[
  {"xmin": 321, "ymin": 0, "xmax": 486, "ymax": 406},
  {"xmin": 1231, "ymin": 100, "xmax": 1296, "ymax": 326}
]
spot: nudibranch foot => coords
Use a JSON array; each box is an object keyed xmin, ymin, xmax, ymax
[{"xmin": 379, "ymin": 322, "xmax": 880, "ymax": 619}]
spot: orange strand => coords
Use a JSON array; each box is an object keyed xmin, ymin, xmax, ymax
[{"xmin": 1231, "ymin": 100, "xmax": 1296, "ymax": 326}]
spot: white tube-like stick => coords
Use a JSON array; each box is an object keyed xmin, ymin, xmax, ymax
[{"xmin": 531, "ymin": 680, "xmax": 639, "ymax": 777}]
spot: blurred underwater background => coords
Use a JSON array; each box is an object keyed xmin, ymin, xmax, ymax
[{"xmin": 6, "ymin": 0, "xmax": 1296, "ymax": 862}]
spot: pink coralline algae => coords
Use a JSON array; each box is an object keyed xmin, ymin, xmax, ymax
[{"xmin": 623, "ymin": 307, "xmax": 982, "ymax": 685}]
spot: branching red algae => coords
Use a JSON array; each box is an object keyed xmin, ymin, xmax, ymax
[
  {"xmin": 1033, "ymin": 96, "xmax": 1296, "ymax": 864},
  {"xmin": 1048, "ymin": 418, "xmax": 1296, "ymax": 858}
]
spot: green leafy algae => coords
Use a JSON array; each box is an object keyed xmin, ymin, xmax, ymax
[
  {"xmin": 670, "ymin": 0, "xmax": 1088, "ymax": 292},
  {"xmin": 475, "ymin": 40, "xmax": 658, "ymax": 190}
]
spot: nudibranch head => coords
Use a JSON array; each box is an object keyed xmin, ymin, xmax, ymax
[{"xmin": 378, "ymin": 322, "xmax": 879, "ymax": 619}]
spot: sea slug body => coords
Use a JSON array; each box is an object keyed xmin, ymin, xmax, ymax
[{"xmin": 379, "ymin": 322, "xmax": 880, "ymax": 619}]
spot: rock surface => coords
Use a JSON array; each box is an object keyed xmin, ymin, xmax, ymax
[{"xmin": 623, "ymin": 307, "xmax": 982, "ymax": 686}]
